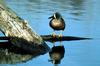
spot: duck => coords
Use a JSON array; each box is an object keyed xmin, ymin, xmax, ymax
[{"xmin": 48, "ymin": 12, "xmax": 66, "ymax": 38}]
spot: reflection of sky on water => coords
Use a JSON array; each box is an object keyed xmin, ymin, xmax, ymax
[{"xmin": 0, "ymin": 0, "xmax": 100, "ymax": 66}]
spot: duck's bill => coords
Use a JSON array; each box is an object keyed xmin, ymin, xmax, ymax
[{"xmin": 48, "ymin": 16, "xmax": 53, "ymax": 19}]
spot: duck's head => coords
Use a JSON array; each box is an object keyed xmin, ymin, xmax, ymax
[{"xmin": 49, "ymin": 12, "xmax": 62, "ymax": 19}]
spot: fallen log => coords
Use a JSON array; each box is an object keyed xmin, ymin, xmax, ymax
[{"xmin": 0, "ymin": 0, "xmax": 49, "ymax": 54}]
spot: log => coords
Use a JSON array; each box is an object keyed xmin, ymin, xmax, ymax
[
  {"xmin": 41, "ymin": 35, "xmax": 92, "ymax": 42},
  {"xmin": 0, "ymin": 0, "xmax": 49, "ymax": 54}
]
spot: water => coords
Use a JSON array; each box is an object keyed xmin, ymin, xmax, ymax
[{"xmin": 0, "ymin": 0, "xmax": 100, "ymax": 66}]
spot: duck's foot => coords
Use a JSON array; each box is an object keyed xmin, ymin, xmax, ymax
[
  {"xmin": 58, "ymin": 34, "xmax": 63, "ymax": 38},
  {"xmin": 51, "ymin": 32, "xmax": 57, "ymax": 38}
]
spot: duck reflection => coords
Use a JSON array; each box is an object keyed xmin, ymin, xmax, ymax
[{"xmin": 48, "ymin": 45, "xmax": 65, "ymax": 65}]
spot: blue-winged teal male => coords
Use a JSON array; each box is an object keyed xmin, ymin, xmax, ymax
[{"xmin": 48, "ymin": 12, "xmax": 66, "ymax": 38}]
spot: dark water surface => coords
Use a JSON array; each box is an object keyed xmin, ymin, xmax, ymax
[{"xmin": 0, "ymin": 0, "xmax": 100, "ymax": 66}]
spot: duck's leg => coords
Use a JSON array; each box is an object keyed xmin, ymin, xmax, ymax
[
  {"xmin": 51, "ymin": 30, "xmax": 56, "ymax": 46},
  {"xmin": 59, "ymin": 30, "xmax": 63, "ymax": 37},
  {"xmin": 52, "ymin": 30, "xmax": 56, "ymax": 37},
  {"xmin": 59, "ymin": 30, "xmax": 63, "ymax": 45}
]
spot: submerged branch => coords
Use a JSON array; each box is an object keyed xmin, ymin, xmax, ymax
[
  {"xmin": 0, "ymin": 35, "xmax": 92, "ymax": 43},
  {"xmin": 41, "ymin": 35, "xmax": 92, "ymax": 42}
]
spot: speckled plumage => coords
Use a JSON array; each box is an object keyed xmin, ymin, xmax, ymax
[{"xmin": 49, "ymin": 12, "xmax": 65, "ymax": 31}]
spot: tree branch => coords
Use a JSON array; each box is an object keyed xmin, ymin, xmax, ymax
[
  {"xmin": 41, "ymin": 35, "xmax": 92, "ymax": 42},
  {"xmin": 0, "ymin": 35, "xmax": 92, "ymax": 43}
]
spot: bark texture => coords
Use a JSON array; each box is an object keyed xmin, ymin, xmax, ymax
[{"xmin": 0, "ymin": 0, "xmax": 50, "ymax": 64}]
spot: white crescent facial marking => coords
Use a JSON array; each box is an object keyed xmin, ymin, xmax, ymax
[{"xmin": 53, "ymin": 14, "xmax": 56, "ymax": 19}]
